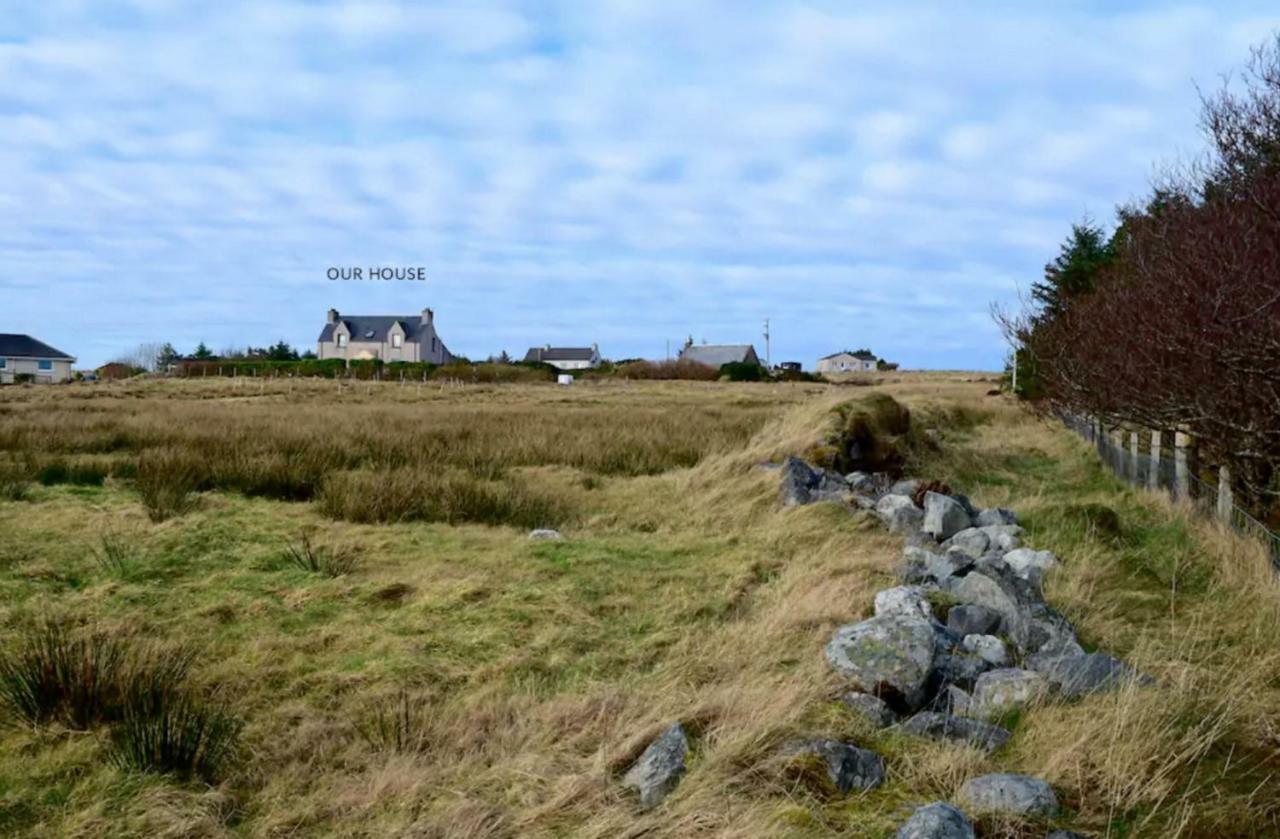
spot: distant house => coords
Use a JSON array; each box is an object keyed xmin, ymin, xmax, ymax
[
  {"xmin": 317, "ymin": 308, "xmax": 452, "ymax": 364},
  {"xmin": 816, "ymin": 350, "xmax": 878, "ymax": 374},
  {"xmin": 522, "ymin": 344, "xmax": 601, "ymax": 371},
  {"xmin": 678, "ymin": 341, "xmax": 761, "ymax": 368},
  {"xmin": 777, "ymin": 361, "xmax": 802, "ymax": 373},
  {"xmin": 0, "ymin": 334, "xmax": 76, "ymax": 384}
]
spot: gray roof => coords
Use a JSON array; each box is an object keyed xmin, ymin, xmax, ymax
[
  {"xmin": 819, "ymin": 350, "xmax": 877, "ymax": 361},
  {"xmin": 680, "ymin": 344, "xmax": 758, "ymax": 367},
  {"xmin": 523, "ymin": 347, "xmax": 596, "ymax": 363},
  {"xmin": 0, "ymin": 334, "xmax": 74, "ymax": 360},
  {"xmin": 319, "ymin": 315, "xmax": 430, "ymax": 344}
]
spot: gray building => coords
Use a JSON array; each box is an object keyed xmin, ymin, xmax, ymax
[
  {"xmin": 317, "ymin": 308, "xmax": 453, "ymax": 364},
  {"xmin": 522, "ymin": 345, "xmax": 601, "ymax": 370},
  {"xmin": 0, "ymin": 334, "xmax": 76, "ymax": 383},
  {"xmin": 678, "ymin": 341, "xmax": 761, "ymax": 368}
]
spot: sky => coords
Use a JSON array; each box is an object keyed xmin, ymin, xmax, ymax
[{"xmin": 3, "ymin": 2, "xmax": 1278, "ymax": 370}]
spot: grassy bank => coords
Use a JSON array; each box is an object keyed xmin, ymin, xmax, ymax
[{"xmin": 0, "ymin": 375, "xmax": 1275, "ymax": 836}]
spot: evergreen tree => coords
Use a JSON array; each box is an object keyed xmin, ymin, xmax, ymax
[
  {"xmin": 192, "ymin": 342, "xmax": 214, "ymax": 360},
  {"xmin": 1030, "ymin": 221, "xmax": 1113, "ymax": 325}
]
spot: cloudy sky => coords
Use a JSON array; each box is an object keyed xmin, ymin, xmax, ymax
[{"xmin": 3, "ymin": 2, "xmax": 1277, "ymax": 369}]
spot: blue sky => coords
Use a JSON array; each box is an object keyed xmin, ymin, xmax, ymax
[{"xmin": 3, "ymin": 2, "xmax": 1278, "ymax": 369}]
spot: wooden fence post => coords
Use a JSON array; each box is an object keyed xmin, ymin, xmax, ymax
[
  {"xmin": 1174, "ymin": 428, "xmax": 1192, "ymax": 500},
  {"xmin": 1129, "ymin": 431, "xmax": 1140, "ymax": 485},
  {"xmin": 1148, "ymin": 430, "xmax": 1162, "ymax": 492},
  {"xmin": 1111, "ymin": 430, "xmax": 1125, "ymax": 479},
  {"xmin": 1217, "ymin": 465, "xmax": 1233, "ymax": 523}
]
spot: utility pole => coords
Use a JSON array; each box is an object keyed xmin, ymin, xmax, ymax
[{"xmin": 763, "ymin": 318, "xmax": 771, "ymax": 369}]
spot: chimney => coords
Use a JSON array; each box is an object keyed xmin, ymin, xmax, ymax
[
  {"xmin": 327, "ymin": 308, "xmax": 339, "ymax": 323},
  {"xmin": 422, "ymin": 307, "xmax": 434, "ymax": 325}
]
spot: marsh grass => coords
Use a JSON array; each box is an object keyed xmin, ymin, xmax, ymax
[
  {"xmin": 356, "ymin": 689, "xmax": 430, "ymax": 755},
  {"xmin": 93, "ymin": 533, "xmax": 137, "ymax": 578},
  {"xmin": 0, "ymin": 459, "xmax": 31, "ymax": 501},
  {"xmin": 136, "ymin": 448, "xmax": 201, "ymax": 522},
  {"xmin": 107, "ymin": 689, "xmax": 241, "ymax": 783},
  {"xmin": 284, "ymin": 531, "xmax": 360, "ymax": 577},
  {"xmin": 317, "ymin": 468, "xmax": 568, "ymax": 527}
]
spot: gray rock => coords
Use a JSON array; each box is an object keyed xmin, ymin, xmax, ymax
[
  {"xmin": 1003, "ymin": 548, "xmax": 1060, "ymax": 584},
  {"xmin": 958, "ymin": 772, "xmax": 1059, "ymax": 817},
  {"xmin": 899, "ymin": 711, "xmax": 1011, "ymax": 753},
  {"xmin": 976, "ymin": 507, "xmax": 1018, "ymax": 527},
  {"xmin": 1016, "ymin": 604, "xmax": 1085, "ymax": 659},
  {"xmin": 622, "ymin": 722, "xmax": 688, "ymax": 808},
  {"xmin": 945, "ymin": 559, "xmax": 1041, "ymax": 630},
  {"xmin": 878, "ymin": 494, "xmax": 926, "ymax": 533},
  {"xmin": 979, "ymin": 524, "xmax": 1024, "ymax": 552},
  {"xmin": 895, "ymin": 802, "xmax": 976, "ymax": 839},
  {"xmin": 781, "ymin": 738, "xmax": 885, "ymax": 793},
  {"xmin": 943, "ymin": 528, "xmax": 990, "ymax": 559},
  {"xmin": 890, "ymin": 478, "xmax": 921, "ymax": 497},
  {"xmin": 528, "ymin": 529, "xmax": 562, "ymax": 540},
  {"xmin": 1029, "ymin": 652, "xmax": 1149, "ymax": 699},
  {"xmin": 903, "ymin": 546, "xmax": 973, "ymax": 585},
  {"xmin": 923, "ymin": 492, "xmax": 972, "ymax": 541},
  {"xmin": 875, "ymin": 586, "xmax": 935, "ymax": 620},
  {"xmin": 931, "ymin": 650, "xmax": 992, "ymax": 691},
  {"xmin": 825, "ymin": 614, "xmax": 936, "ymax": 711},
  {"xmin": 935, "ymin": 684, "xmax": 972, "ymax": 717},
  {"xmin": 845, "ymin": 471, "xmax": 875, "ymax": 492},
  {"xmin": 946, "ymin": 604, "xmax": 1002, "ymax": 637},
  {"xmin": 970, "ymin": 668, "xmax": 1046, "ymax": 718},
  {"xmin": 779, "ymin": 457, "xmax": 849, "ymax": 506},
  {"xmin": 841, "ymin": 691, "xmax": 896, "ymax": 727},
  {"xmin": 962, "ymin": 634, "xmax": 1010, "ymax": 668}
]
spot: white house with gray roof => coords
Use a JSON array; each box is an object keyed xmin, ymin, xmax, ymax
[
  {"xmin": 816, "ymin": 350, "xmax": 878, "ymax": 374},
  {"xmin": 317, "ymin": 308, "xmax": 453, "ymax": 364},
  {"xmin": 522, "ymin": 344, "xmax": 600, "ymax": 370},
  {"xmin": 0, "ymin": 334, "xmax": 76, "ymax": 384}
]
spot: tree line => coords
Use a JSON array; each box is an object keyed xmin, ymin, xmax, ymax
[{"xmin": 1002, "ymin": 36, "xmax": 1280, "ymax": 516}]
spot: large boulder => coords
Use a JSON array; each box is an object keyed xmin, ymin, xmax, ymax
[
  {"xmin": 1029, "ymin": 652, "xmax": 1149, "ymax": 699},
  {"xmin": 903, "ymin": 546, "xmax": 973, "ymax": 585},
  {"xmin": 946, "ymin": 604, "xmax": 1002, "ymax": 637},
  {"xmin": 945, "ymin": 557, "xmax": 1042, "ymax": 626},
  {"xmin": 877, "ymin": 494, "xmax": 925, "ymax": 533},
  {"xmin": 622, "ymin": 722, "xmax": 689, "ymax": 808},
  {"xmin": 875, "ymin": 586, "xmax": 934, "ymax": 620},
  {"xmin": 825, "ymin": 614, "xmax": 936, "ymax": 711},
  {"xmin": 781, "ymin": 739, "xmax": 885, "ymax": 793},
  {"xmin": 923, "ymin": 492, "xmax": 972, "ymax": 541},
  {"xmin": 1003, "ymin": 548, "xmax": 1060, "ymax": 584},
  {"xmin": 899, "ymin": 711, "xmax": 1011, "ymax": 754},
  {"xmin": 970, "ymin": 668, "xmax": 1046, "ymax": 718},
  {"xmin": 958, "ymin": 773, "xmax": 1059, "ymax": 818},
  {"xmin": 841, "ymin": 691, "xmax": 896, "ymax": 727},
  {"xmin": 895, "ymin": 802, "xmax": 976, "ymax": 839}
]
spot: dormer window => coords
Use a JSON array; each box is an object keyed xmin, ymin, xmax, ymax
[
  {"xmin": 392, "ymin": 334, "xmax": 402, "ymax": 348},
  {"xmin": 336, "ymin": 334, "xmax": 347, "ymax": 348}
]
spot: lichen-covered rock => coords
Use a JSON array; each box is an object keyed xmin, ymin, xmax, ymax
[
  {"xmin": 976, "ymin": 507, "xmax": 1018, "ymax": 527},
  {"xmin": 825, "ymin": 614, "xmax": 936, "ymax": 711},
  {"xmin": 528, "ymin": 529, "xmax": 562, "ymax": 540},
  {"xmin": 970, "ymin": 668, "xmax": 1046, "ymax": 718},
  {"xmin": 962, "ymin": 634, "xmax": 1010, "ymax": 668},
  {"xmin": 895, "ymin": 802, "xmax": 976, "ymax": 839},
  {"xmin": 958, "ymin": 772, "xmax": 1059, "ymax": 817},
  {"xmin": 779, "ymin": 457, "xmax": 848, "ymax": 506},
  {"xmin": 946, "ymin": 604, "xmax": 1002, "ymax": 637},
  {"xmin": 930, "ymin": 650, "xmax": 992, "ymax": 691},
  {"xmin": 841, "ymin": 691, "xmax": 896, "ymax": 727},
  {"xmin": 1028, "ymin": 652, "xmax": 1149, "ymax": 699},
  {"xmin": 903, "ymin": 546, "xmax": 973, "ymax": 585},
  {"xmin": 923, "ymin": 492, "xmax": 972, "ymax": 541},
  {"xmin": 845, "ymin": 471, "xmax": 875, "ymax": 492},
  {"xmin": 878, "ymin": 493, "xmax": 925, "ymax": 533},
  {"xmin": 943, "ymin": 528, "xmax": 991, "ymax": 559},
  {"xmin": 875, "ymin": 586, "xmax": 934, "ymax": 620},
  {"xmin": 935, "ymin": 684, "xmax": 972, "ymax": 716},
  {"xmin": 1003, "ymin": 548, "xmax": 1060, "ymax": 584},
  {"xmin": 622, "ymin": 722, "xmax": 688, "ymax": 808},
  {"xmin": 899, "ymin": 711, "xmax": 1011, "ymax": 753},
  {"xmin": 781, "ymin": 738, "xmax": 885, "ymax": 793}
]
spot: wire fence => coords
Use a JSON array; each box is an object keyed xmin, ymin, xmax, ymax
[{"xmin": 1062, "ymin": 413, "xmax": 1280, "ymax": 567}]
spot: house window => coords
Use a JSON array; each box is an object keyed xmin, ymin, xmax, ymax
[
  {"xmin": 0, "ymin": 358, "xmax": 5, "ymax": 368},
  {"xmin": 38, "ymin": 360, "xmax": 52, "ymax": 371},
  {"xmin": 336, "ymin": 334, "xmax": 347, "ymax": 348},
  {"xmin": 431, "ymin": 337, "xmax": 437, "ymax": 353},
  {"xmin": 392, "ymin": 334, "xmax": 402, "ymax": 348}
]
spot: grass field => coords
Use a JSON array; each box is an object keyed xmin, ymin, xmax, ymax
[{"xmin": 0, "ymin": 375, "xmax": 1277, "ymax": 837}]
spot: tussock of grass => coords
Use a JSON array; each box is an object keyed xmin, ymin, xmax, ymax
[
  {"xmin": 284, "ymin": 531, "xmax": 360, "ymax": 577},
  {"xmin": 317, "ymin": 468, "xmax": 568, "ymax": 528},
  {"xmin": 356, "ymin": 689, "xmax": 430, "ymax": 754},
  {"xmin": 93, "ymin": 533, "xmax": 137, "ymax": 578},
  {"xmin": 108, "ymin": 688, "xmax": 241, "ymax": 783},
  {"xmin": 136, "ymin": 448, "xmax": 202, "ymax": 522}
]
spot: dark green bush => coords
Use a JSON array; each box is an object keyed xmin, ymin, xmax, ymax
[
  {"xmin": 719, "ymin": 362, "xmax": 764, "ymax": 382},
  {"xmin": 37, "ymin": 459, "xmax": 107, "ymax": 487}
]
